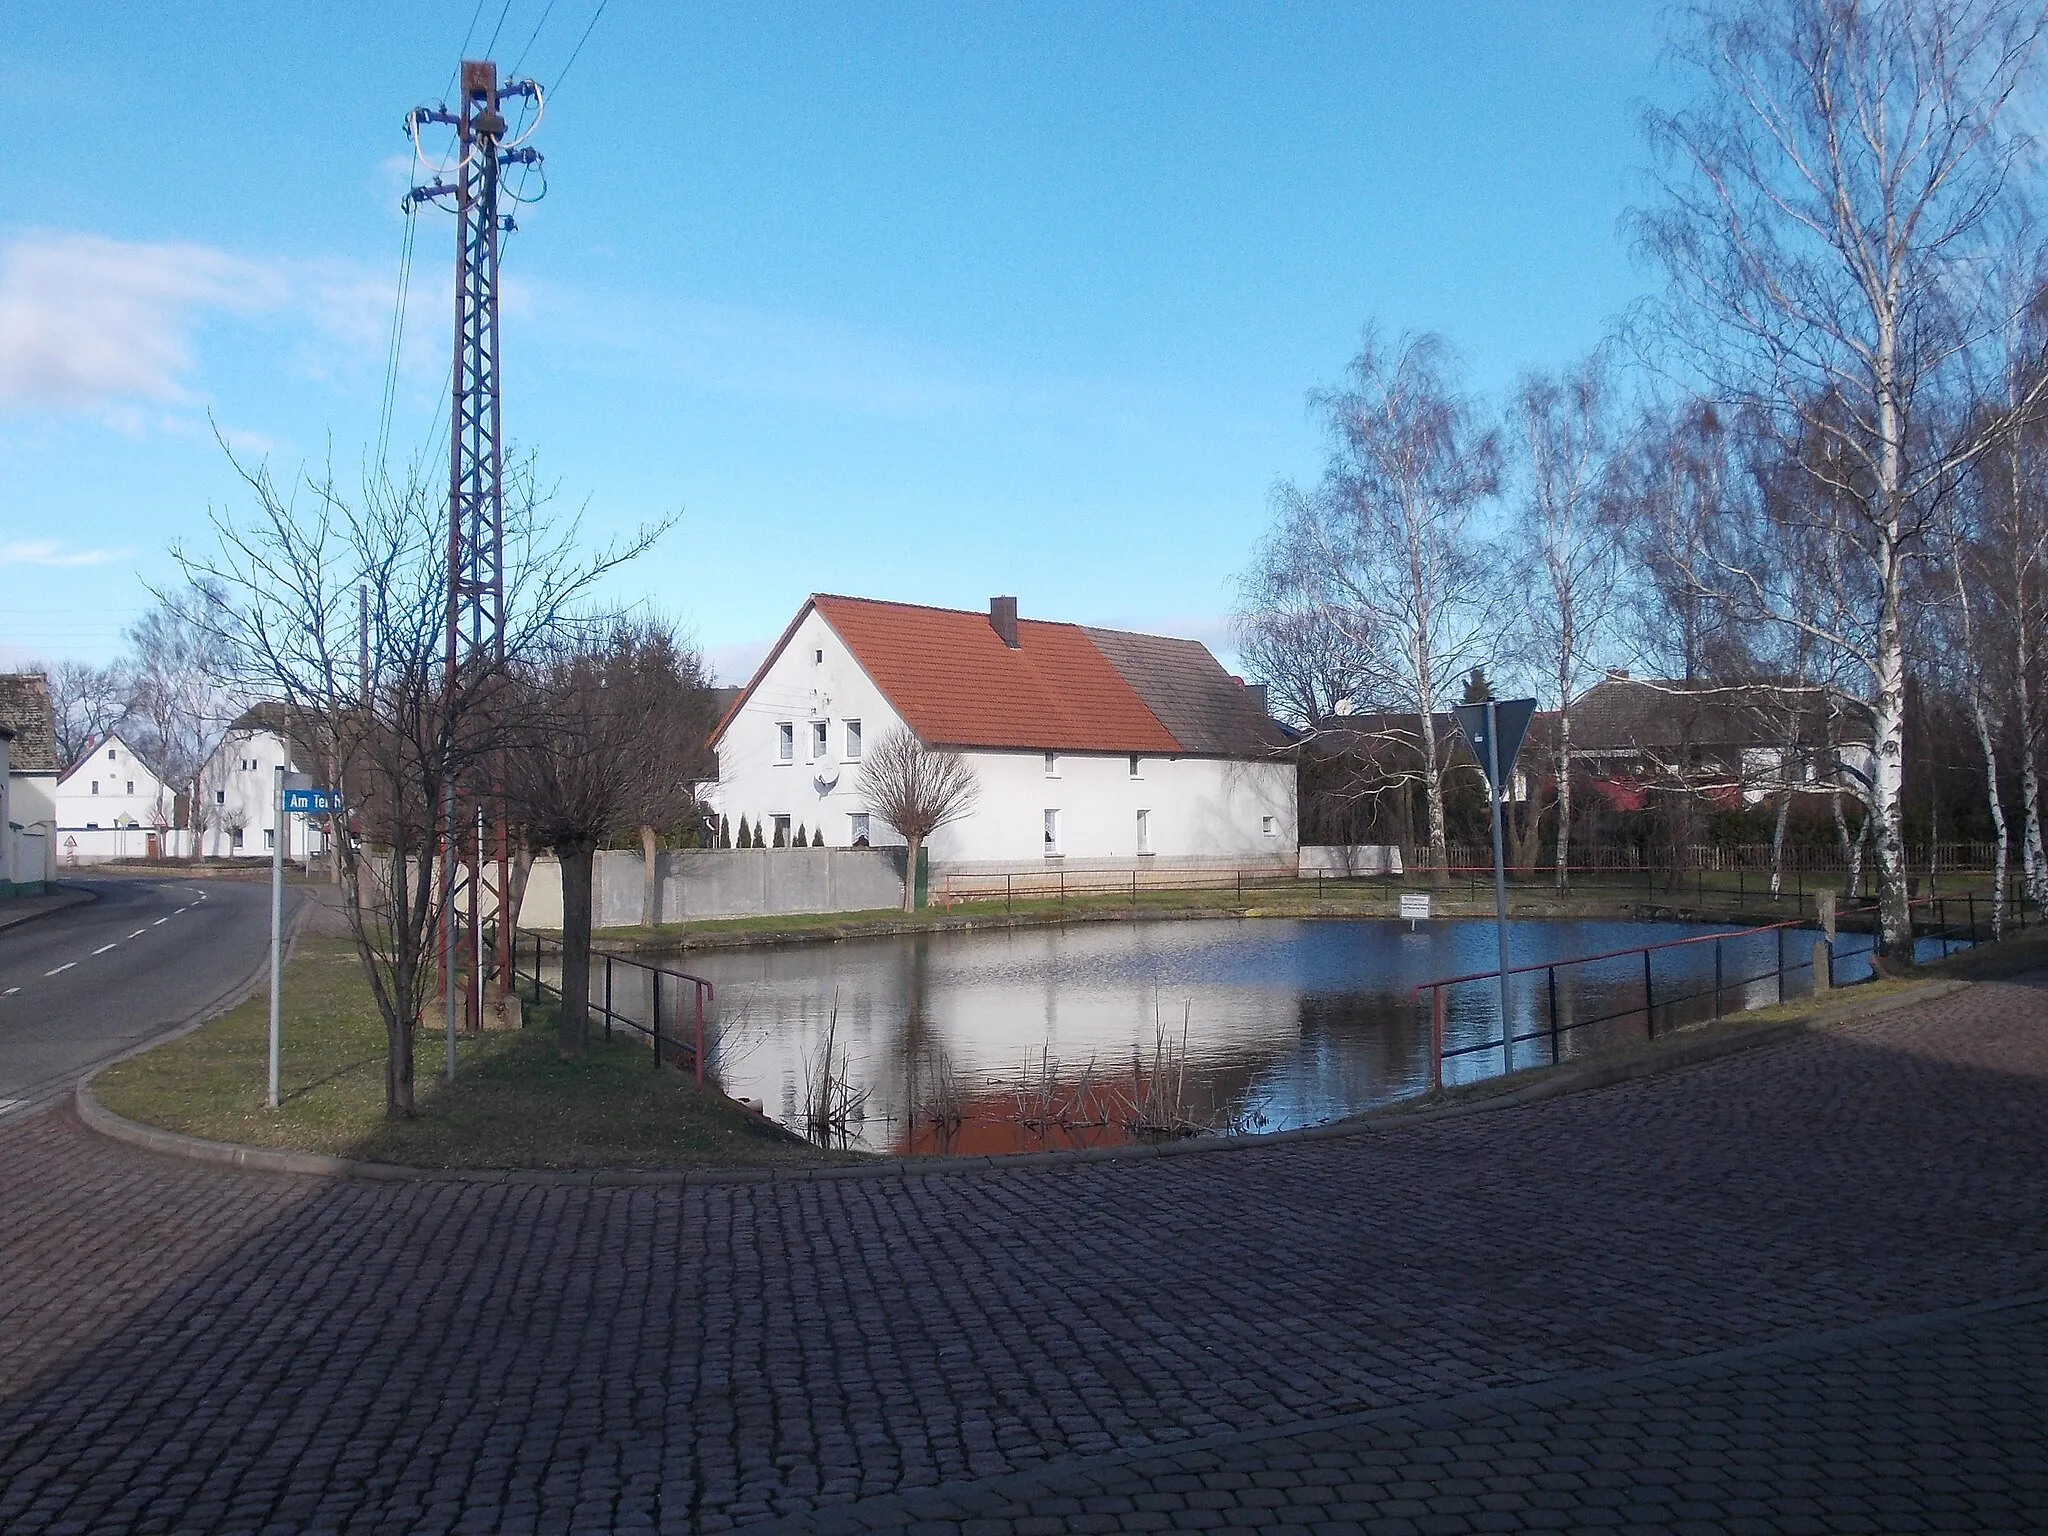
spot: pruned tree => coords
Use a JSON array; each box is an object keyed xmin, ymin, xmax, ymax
[
  {"xmin": 857, "ymin": 726, "xmax": 980, "ymax": 911},
  {"xmin": 505, "ymin": 617, "xmax": 715, "ymax": 1057},
  {"xmin": 175, "ymin": 443, "xmax": 664, "ymax": 1115},
  {"xmin": 1240, "ymin": 329, "xmax": 1501, "ymax": 883},
  {"xmin": 1630, "ymin": 0, "xmax": 2048, "ymax": 954},
  {"xmin": 1510, "ymin": 352, "xmax": 1626, "ymax": 889}
]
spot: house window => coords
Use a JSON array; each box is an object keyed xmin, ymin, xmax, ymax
[
  {"xmin": 107, "ymin": 748, "xmax": 116, "ymax": 760},
  {"xmin": 849, "ymin": 812, "xmax": 871, "ymax": 846},
  {"xmin": 264, "ymin": 828, "xmax": 275, "ymax": 851},
  {"xmin": 90, "ymin": 781, "xmax": 99, "ymax": 795},
  {"xmin": 231, "ymin": 828, "xmax": 245, "ymax": 848},
  {"xmin": 776, "ymin": 722, "xmax": 794, "ymax": 762},
  {"xmin": 85, "ymin": 821, "xmax": 99, "ymax": 830},
  {"xmin": 1262, "ymin": 816, "xmax": 1277, "ymax": 837},
  {"xmin": 1129, "ymin": 755, "xmax": 1142, "ymax": 778},
  {"xmin": 811, "ymin": 720, "xmax": 828, "ymax": 760},
  {"xmin": 126, "ymin": 781, "xmax": 134, "ymax": 795},
  {"xmin": 771, "ymin": 814, "xmax": 792, "ymax": 847},
  {"xmin": 844, "ymin": 719, "xmax": 862, "ymax": 759},
  {"xmin": 813, "ymin": 647, "xmax": 824, "ymax": 664},
  {"xmin": 1044, "ymin": 752, "xmax": 1059, "ymax": 777},
  {"xmin": 1043, "ymin": 808, "xmax": 1061, "ymax": 857},
  {"xmin": 215, "ymin": 790, "xmax": 226, "ymax": 805},
  {"xmin": 1136, "ymin": 809, "xmax": 1151, "ymax": 855}
]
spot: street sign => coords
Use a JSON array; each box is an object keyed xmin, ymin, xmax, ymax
[
  {"xmin": 282, "ymin": 788, "xmax": 338, "ymax": 814},
  {"xmin": 1399, "ymin": 892, "xmax": 1432, "ymax": 928},
  {"xmin": 1451, "ymin": 698, "xmax": 1538, "ymax": 794}
]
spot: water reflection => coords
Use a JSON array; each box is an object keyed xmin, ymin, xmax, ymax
[{"xmin": 657, "ymin": 917, "xmax": 1874, "ymax": 1154}]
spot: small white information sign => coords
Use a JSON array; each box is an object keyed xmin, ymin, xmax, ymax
[{"xmin": 1399, "ymin": 892, "xmax": 1432, "ymax": 924}]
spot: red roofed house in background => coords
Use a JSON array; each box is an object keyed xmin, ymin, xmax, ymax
[{"xmin": 709, "ymin": 595, "xmax": 1296, "ymax": 870}]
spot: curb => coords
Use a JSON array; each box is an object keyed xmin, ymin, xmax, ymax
[
  {"xmin": 73, "ymin": 974, "xmax": 1976, "ymax": 1188},
  {"xmin": 0, "ymin": 885, "xmax": 97, "ymax": 933}
]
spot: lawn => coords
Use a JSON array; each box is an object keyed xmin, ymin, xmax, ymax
[{"xmin": 93, "ymin": 935, "xmax": 858, "ymax": 1171}]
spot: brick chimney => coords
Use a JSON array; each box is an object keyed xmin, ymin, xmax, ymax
[{"xmin": 989, "ymin": 595, "xmax": 1019, "ymax": 648}]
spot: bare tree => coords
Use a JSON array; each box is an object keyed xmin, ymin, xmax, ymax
[
  {"xmin": 1242, "ymin": 329, "xmax": 1500, "ymax": 882},
  {"xmin": 176, "ymin": 447, "xmax": 663, "ymax": 1115},
  {"xmin": 126, "ymin": 586, "xmax": 239, "ymax": 859},
  {"xmin": 857, "ymin": 726, "xmax": 980, "ymax": 911},
  {"xmin": 1511, "ymin": 352, "xmax": 1626, "ymax": 889},
  {"xmin": 39, "ymin": 658, "xmax": 132, "ymax": 766},
  {"xmin": 1631, "ymin": 0, "xmax": 2048, "ymax": 953},
  {"xmin": 505, "ymin": 618, "xmax": 715, "ymax": 1057}
]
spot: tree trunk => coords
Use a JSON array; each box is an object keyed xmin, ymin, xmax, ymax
[
  {"xmin": 1966, "ymin": 694, "xmax": 2008, "ymax": 939},
  {"xmin": 2018, "ymin": 643, "xmax": 2048, "ymax": 911},
  {"xmin": 1869, "ymin": 591, "xmax": 1913, "ymax": 955},
  {"xmin": 1769, "ymin": 786, "xmax": 1791, "ymax": 900},
  {"xmin": 506, "ymin": 837, "xmax": 534, "ymax": 938},
  {"xmin": 640, "ymin": 824, "xmax": 659, "ymax": 928},
  {"xmin": 385, "ymin": 951, "xmax": 417, "ymax": 1118},
  {"xmin": 1553, "ymin": 709, "xmax": 1572, "ymax": 893},
  {"xmin": 1417, "ymin": 708, "xmax": 1449, "ymax": 888},
  {"xmin": 901, "ymin": 834, "xmax": 921, "ymax": 913},
  {"xmin": 558, "ymin": 842, "xmax": 596, "ymax": 1057}
]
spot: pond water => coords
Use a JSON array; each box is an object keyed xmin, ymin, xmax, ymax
[{"xmin": 590, "ymin": 915, "xmax": 1899, "ymax": 1155}]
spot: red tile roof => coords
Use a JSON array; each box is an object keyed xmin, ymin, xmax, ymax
[{"xmin": 812, "ymin": 595, "xmax": 1182, "ymax": 753}]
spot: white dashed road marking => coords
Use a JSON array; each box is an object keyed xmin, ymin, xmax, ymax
[
  {"xmin": 154, "ymin": 918, "xmax": 169, "ymax": 926},
  {"xmin": 92, "ymin": 944, "xmax": 117, "ymax": 955},
  {"xmin": 128, "ymin": 929, "xmax": 147, "ymax": 939},
  {"xmin": 3, "ymin": 987, "xmax": 18, "ymax": 996},
  {"xmin": 45, "ymin": 963, "xmax": 74, "ymax": 976}
]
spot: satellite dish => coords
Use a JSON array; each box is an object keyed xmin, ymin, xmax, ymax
[{"xmin": 813, "ymin": 768, "xmax": 840, "ymax": 794}]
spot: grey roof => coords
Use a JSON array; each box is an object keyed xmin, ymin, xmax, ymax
[
  {"xmin": 0, "ymin": 673, "xmax": 58, "ymax": 773},
  {"xmin": 1571, "ymin": 678, "xmax": 1873, "ymax": 755},
  {"xmin": 1081, "ymin": 627, "xmax": 1292, "ymax": 757}
]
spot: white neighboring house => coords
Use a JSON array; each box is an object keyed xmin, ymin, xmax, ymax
[
  {"xmin": 710, "ymin": 594, "xmax": 1297, "ymax": 869},
  {"xmin": 1, "ymin": 673, "xmax": 59, "ymax": 891},
  {"xmin": 55, "ymin": 732, "xmax": 179, "ymax": 863},
  {"xmin": 191, "ymin": 706, "xmax": 331, "ymax": 862}
]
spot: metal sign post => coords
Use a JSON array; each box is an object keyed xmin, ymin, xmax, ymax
[
  {"xmin": 268, "ymin": 766, "xmax": 285, "ymax": 1109},
  {"xmin": 1451, "ymin": 698, "xmax": 1537, "ymax": 1076},
  {"xmin": 269, "ymin": 774, "xmax": 336, "ymax": 1111}
]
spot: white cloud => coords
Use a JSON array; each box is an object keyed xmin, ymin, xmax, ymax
[
  {"xmin": 0, "ymin": 538, "xmax": 132, "ymax": 568},
  {"xmin": 0, "ymin": 232, "xmax": 286, "ymax": 411}
]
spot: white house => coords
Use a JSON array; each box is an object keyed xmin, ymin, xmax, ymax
[
  {"xmin": 709, "ymin": 595, "xmax": 1296, "ymax": 870},
  {"xmin": 1, "ymin": 673, "xmax": 58, "ymax": 891},
  {"xmin": 54, "ymin": 732, "xmax": 178, "ymax": 863},
  {"xmin": 190, "ymin": 705, "xmax": 330, "ymax": 862}
]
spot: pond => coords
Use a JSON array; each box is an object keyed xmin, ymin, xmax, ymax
[{"xmin": 586, "ymin": 915, "xmax": 1894, "ymax": 1155}]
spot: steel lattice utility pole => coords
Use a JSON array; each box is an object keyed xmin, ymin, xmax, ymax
[{"xmin": 405, "ymin": 60, "xmax": 542, "ymax": 1056}]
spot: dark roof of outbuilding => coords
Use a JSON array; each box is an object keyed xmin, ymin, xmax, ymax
[
  {"xmin": 0, "ymin": 673, "xmax": 58, "ymax": 773},
  {"xmin": 1080, "ymin": 627, "xmax": 1292, "ymax": 756}
]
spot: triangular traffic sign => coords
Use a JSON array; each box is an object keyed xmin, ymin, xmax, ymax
[{"xmin": 1451, "ymin": 697, "xmax": 1538, "ymax": 795}]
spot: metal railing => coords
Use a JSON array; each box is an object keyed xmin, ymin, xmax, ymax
[
  {"xmin": 511, "ymin": 929, "xmax": 714, "ymax": 1084},
  {"xmin": 1413, "ymin": 891, "xmax": 2028, "ymax": 1094}
]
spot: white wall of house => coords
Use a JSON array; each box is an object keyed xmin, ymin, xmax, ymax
[
  {"xmin": 192, "ymin": 727, "xmax": 329, "ymax": 861},
  {"xmin": 711, "ymin": 606, "xmax": 1297, "ymax": 868},
  {"xmin": 55, "ymin": 735, "xmax": 177, "ymax": 862}
]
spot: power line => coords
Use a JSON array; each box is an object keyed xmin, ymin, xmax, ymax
[
  {"xmin": 552, "ymin": 0, "xmax": 610, "ymax": 98},
  {"xmin": 482, "ymin": 0, "xmax": 518, "ymax": 62},
  {"xmin": 510, "ymin": 0, "xmax": 561, "ymax": 77},
  {"xmin": 374, "ymin": 201, "xmax": 420, "ymax": 474}
]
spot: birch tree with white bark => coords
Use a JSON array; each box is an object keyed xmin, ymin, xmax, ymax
[
  {"xmin": 1630, "ymin": 0, "xmax": 2048, "ymax": 955},
  {"xmin": 1244, "ymin": 329, "xmax": 1501, "ymax": 884}
]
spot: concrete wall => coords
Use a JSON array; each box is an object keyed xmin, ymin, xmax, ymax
[
  {"xmin": 519, "ymin": 847, "xmax": 907, "ymax": 929},
  {"xmin": 1297, "ymin": 845, "xmax": 1405, "ymax": 877}
]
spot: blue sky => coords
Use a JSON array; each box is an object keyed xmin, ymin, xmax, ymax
[{"xmin": 0, "ymin": 1, "xmax": 1670, "ymax": 681}]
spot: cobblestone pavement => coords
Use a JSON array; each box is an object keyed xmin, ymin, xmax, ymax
[{"xmin": 3, "ymin": 980, "xmax": 2047, "ymax": 1534}]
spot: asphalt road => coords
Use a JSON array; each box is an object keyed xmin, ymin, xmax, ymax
[{"xmin": 0, "ymin": 873, "xmax": 297, "ymax": 1120}]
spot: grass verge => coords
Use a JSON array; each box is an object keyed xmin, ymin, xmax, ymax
[{"xmin": 92, "ymin": 935, "xmax": 860, "ymax": 1171}]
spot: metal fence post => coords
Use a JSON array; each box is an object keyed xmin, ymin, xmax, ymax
[
  {"xmin": 1547, "ymin": 964, "xmax": 1560, "ymax": 1065},
  {"xmin": 694, "ymin": 984, "xmax": 706, "ymax": 1086},
  {"xmin": 653, "ymin": 970, "xmax": 663, "ymax": 1067},
  {"xmin": 603, "ymin": 956, "xmax": 613, "ymax": 1043},
  {"xmin": 1713, "ymin": 937, "xmax": 1723, "ymax": 1019},
  {"xmin": 1776, "ymin": 926, "xmax": 1785, "ymax": 1005},
  {"xmin": 1643, "ymin": 949, "xmax": 1655, "ymax": 1039},
  {"xmin": 1429, "ymin": 987, "xmax": 1444, "ymax": 1096}
]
